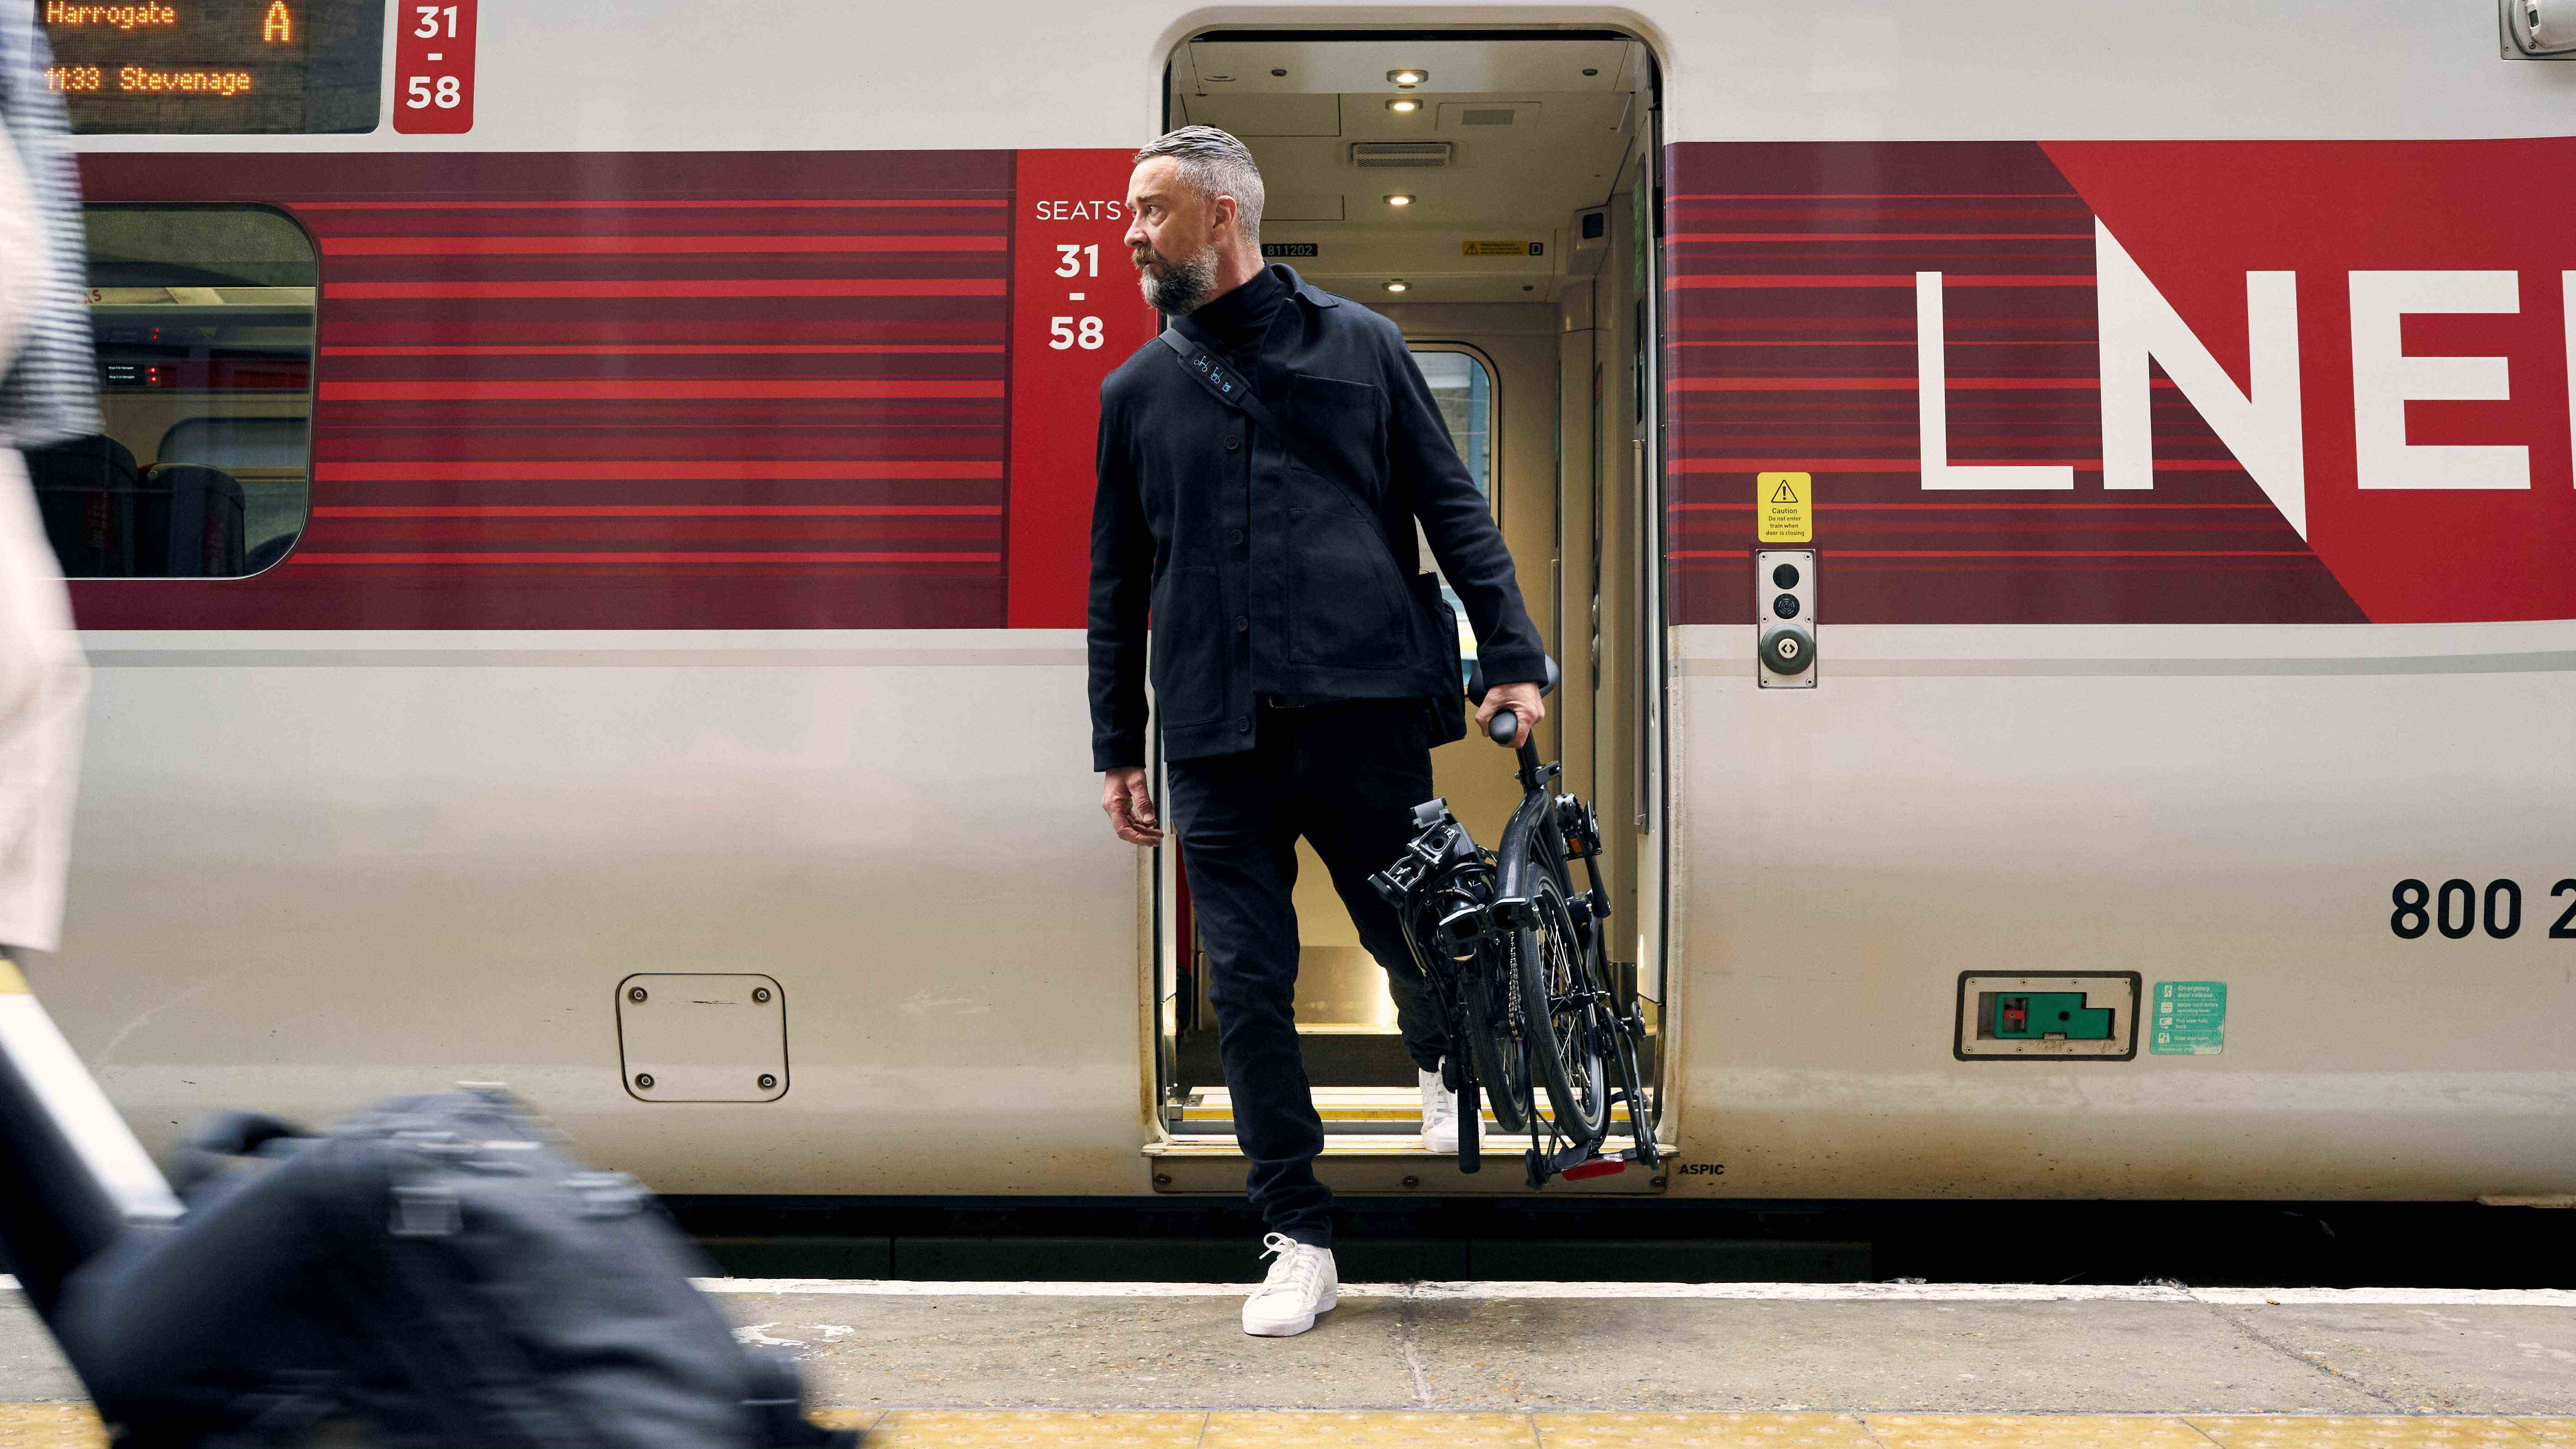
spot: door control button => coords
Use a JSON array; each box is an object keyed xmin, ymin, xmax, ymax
[
  {"xmin": 1760, "ymin": 628, "xmax": 1814, "ymax": 674},
  {"xmin": 1754, "ymin": 549, "xmax": 1817, "ymax": 690}
]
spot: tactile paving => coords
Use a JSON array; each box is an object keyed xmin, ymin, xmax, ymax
[
  {"xmin": 2190, "ymin": 1419, "xmax": 2544, "ymax": 1449},
  {"xmin": 1204, "ymin": 1410, "xmax": 1542, "ymax": 1447},
  {"xmin": 1539, "ymin": 1410, "xmax": 1877, "ymax": 1447},
  {"xmin": 868, "ymin": 1409, "xmax": 1207, "ymax": 1447},
  {"xmin": 0, "ymin": 1408, "xmax": 2566, "ymax": 1447},
  {"xmin": 0, "ymin": 1407, "xmax": 101, "ymax": 1449},
  {"xmin": 1868, "ymin": 1416, "xmax": 2219, "ymax": 1449}
]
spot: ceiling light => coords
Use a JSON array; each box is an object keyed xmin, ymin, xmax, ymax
[
  {"xmin": 1384, "ymin": 193, "xmax": 1413, "ymax": 207},
  {"xmin": 1385, "ymin": 280, "xmax": 1409, "ymax": 293},
  {"xmin": 1386, "ymin": 98, "xmax": 1420, "ymax": 113},
  {"xmin": 1388, "ymin": 68, "xmax": 1427, "ymax": 86}
]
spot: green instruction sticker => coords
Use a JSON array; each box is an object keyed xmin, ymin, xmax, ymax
[{"xmin": 2149, "ymin": 981, "xmax": 2227, "ymax": 1055}]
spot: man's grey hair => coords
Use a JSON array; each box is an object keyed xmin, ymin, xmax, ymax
[{"xmin": 1134, "ymin": 126, "xmax": 1265, "ymax": 249}]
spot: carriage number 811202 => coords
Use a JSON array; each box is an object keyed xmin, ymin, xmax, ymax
[{"xmin": 2389, "ymin": 878, "xmax": 2576, "ymax": 940}]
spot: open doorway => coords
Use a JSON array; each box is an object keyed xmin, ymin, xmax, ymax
[{"xmin": 1149, "ymin": 31, "xmax": 1668, "ymax": 1174}]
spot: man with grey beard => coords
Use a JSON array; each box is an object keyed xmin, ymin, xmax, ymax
[{"xmin": 1087, "ymin": 126, "xmax": 1550, "ymax": 1337}]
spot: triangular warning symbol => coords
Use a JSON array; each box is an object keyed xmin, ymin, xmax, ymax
[{"xmin": 1768, "ymin": 479, "xmax": 1800, "ymax": 504}]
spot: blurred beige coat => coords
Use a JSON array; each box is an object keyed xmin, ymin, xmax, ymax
[{"xmin": 0, "ymin": 119, "xmax": 87, "ymax": 952}]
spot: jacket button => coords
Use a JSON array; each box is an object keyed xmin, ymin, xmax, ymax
[
  {"xmin": 1228, "ymin": 529, "xmax": 1244, "ymax": 546},
  {"xmin": 1235, "ymin": 716, "xmax": 1251, "ymax": 733},
  {"xmin": 1225, "ymin": 435, "xmax": 1241, "ymax": 451},
  {"xmin": 1234, "ymin": 615, "xmax": 1249, "ymax": 632}
]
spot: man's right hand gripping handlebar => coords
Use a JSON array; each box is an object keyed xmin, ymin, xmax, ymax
[
  {"xmin": 1103, "ymin": 765, "xmax": 1164, "ymax": 847},
  {"xmin": 1470, "ymin": 656, "xmax": 1560, "ymax": 750}
]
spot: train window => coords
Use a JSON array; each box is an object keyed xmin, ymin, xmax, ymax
[
  {"xmin": 1410, "ymin": 346, "xmax": 1496, "ymax": 659},
  {"xmin": 27, "ymin": 206, "xmax": 316, "ymax": 579},
  {"xmin": 1414, "ymin": 348, "xmax": 1493, "ymax": 498}
]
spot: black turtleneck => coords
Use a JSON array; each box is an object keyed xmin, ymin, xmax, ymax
[{"xmin": 1186, "ymin": 262, "xmax": 1293, "ymax": 376}]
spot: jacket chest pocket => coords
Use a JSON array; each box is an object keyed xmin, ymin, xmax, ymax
[
  {"xmin": 1283, "ymin": 373, "xmax": 1385, "ymax": 496},
  {"xmin": 1279, "ymin": 373, "xmax": 1405, "ymax": 669}
]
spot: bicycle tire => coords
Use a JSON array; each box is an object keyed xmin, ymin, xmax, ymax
[
  {"xmin": 1509, "ymin": 857, "xmax": 1608, "ymax": 1142},
  {"xmin": 1460, "ymin": 962, "xmax": 1530, "ymax": 1135}
]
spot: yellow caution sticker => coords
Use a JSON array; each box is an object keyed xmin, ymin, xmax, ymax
[
  {"xmin": 1758, "ymin": 471, "xmax": 1813, "ymax": 543},
  {"xmin": 1461, "ymin": 240, "xmax": 1544, "ymax": 258}
]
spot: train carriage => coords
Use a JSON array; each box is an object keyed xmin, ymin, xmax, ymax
[{"xmin": 25, "ymin": 0, "xmax": 2576, "ymax": 1205}]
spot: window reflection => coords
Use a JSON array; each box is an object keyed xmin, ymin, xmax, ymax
[{"xmin": 27, "ymin": 206, "xmax": 315, "ymax": 579}]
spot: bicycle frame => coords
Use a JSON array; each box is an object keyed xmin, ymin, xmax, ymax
[{"xmin": 1493, "ymin": 740, "xmax": 1618, "ymax": 1185}]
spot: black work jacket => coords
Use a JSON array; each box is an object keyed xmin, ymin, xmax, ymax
[{"xmin": 1088, "ymin": 267, "xmax": 1549, "ymax": 771}]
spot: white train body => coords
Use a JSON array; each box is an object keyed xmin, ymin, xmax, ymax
[{"xmin": 32, "ymin": 0, "xmax": 2576, "ymax": 1201}]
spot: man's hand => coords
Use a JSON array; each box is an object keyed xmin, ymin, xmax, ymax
[
  {"xmin": 1101, "ymin": 766, "xmax": 1164, "ymax": 846},
  {"xmin": 1476, "ymin": 680, "xmax": 1546, "ymax": 749}
]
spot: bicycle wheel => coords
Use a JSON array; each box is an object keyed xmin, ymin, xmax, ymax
[
  {"xmin": 1511, "ymin": 864, "xmax": 1609, "ymax": 1142},
  {"xmin": 1460, "ymin": 960, "xmax": 1531, "ymax": 1135}
]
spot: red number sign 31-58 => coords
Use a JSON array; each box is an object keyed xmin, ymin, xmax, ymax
[{"xmin": 393, "ymin": 0, "xmax": 477, "ymax": 134}]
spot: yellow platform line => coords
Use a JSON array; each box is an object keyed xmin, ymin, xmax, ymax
[{"xmin": 2, "ymin": 1408, "xmax": 2568, "ymax": 1447}]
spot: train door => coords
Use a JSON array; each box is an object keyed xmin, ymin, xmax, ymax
[{"xmin": 1144, "ymin": 32, "xmax": 1673, "ymax": 1191}]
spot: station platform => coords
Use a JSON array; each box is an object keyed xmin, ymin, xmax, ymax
[{"xmin": 0, "ymin": 1279, "xmax": 2569, "ymax": 1443}]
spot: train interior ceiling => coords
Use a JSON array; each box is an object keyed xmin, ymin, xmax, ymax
[{"xmin": 1157, "ymin": 35, "xmax": 1665, "ymax": 1149}]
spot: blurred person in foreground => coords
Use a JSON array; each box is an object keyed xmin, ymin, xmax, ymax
[
  {"xmin": 0, "ymin": 5, "xmax": 96, "ymax": 977},
  {"xmin": 0, "ymin": 5, "xmax": 135, "ymax": 1318}
]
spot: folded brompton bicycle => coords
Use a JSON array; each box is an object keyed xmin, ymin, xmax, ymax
[{"xmin": 1368, "ymin": 661, "xmax": 1659, "ymax": 1190}]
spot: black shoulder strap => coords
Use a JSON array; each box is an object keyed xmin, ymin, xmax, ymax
[
  {"xmin": 1156, "ymin": 319, "xmax": 1351, "ymax": 490},
  {"xmin": 1156, "ymin": 319, "xmax": 1424, "ymax": 579}
]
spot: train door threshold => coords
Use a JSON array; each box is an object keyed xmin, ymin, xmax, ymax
[{"xmin": 1143, "ymin": 1087, "xmax": 1672, "ymax": 1195}]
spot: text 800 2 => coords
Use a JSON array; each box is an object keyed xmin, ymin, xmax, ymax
[{"xmin": 2389, "ymin": 878, "xmax": 2576, "ymax": 940}]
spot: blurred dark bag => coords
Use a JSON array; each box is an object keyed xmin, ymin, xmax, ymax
[{"xmin": 54, "ymin": 1086, "xmax": 855, "ymax": 1449}]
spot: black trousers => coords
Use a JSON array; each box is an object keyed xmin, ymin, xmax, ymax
[{"xmin": 1167, "ymin": 699, "xmax": 1449, "ymax": 1248}]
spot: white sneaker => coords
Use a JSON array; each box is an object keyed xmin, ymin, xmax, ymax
[
  {"xmin": 1419, "ymin": 1065, "xmax": 1461, "ymax": 1154},
  {"xmin": 1242, "ymin": 1232, "xmax": 1338, "ymax": 1337}
]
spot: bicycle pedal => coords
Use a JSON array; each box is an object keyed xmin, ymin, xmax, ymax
[{"xmin": 1436, "ymin": 903, "xmax": 1492, "ymax": 943}]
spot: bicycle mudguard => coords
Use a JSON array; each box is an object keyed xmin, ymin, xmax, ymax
[{"xmin": 1491, "ymin": 790, "xmax": 1565, "ymax": 906}]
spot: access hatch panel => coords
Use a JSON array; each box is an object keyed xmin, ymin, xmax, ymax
[{"xmin": 616, "ymin": 973, "xmax": 788, "ymax": 1102}]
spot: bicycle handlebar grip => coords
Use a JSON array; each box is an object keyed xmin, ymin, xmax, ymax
[{"xmin": 1488, "ymin": 709, "xmax": 1520, "ymax": 745}]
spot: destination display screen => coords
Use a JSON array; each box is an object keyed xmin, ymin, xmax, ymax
[{"xmin": 38, "ymin": 0, "xmax": 386, "ymax": 134}]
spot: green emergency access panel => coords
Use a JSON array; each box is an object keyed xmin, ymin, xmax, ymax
[{"xmin": 1993, "ymin": 993, "xmax": 2112, "ymax": 1040}]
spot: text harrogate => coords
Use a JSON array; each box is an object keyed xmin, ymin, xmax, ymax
[{"xmin": 45, "ymin": 2, "xmax": 179, "ymax": 28}]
